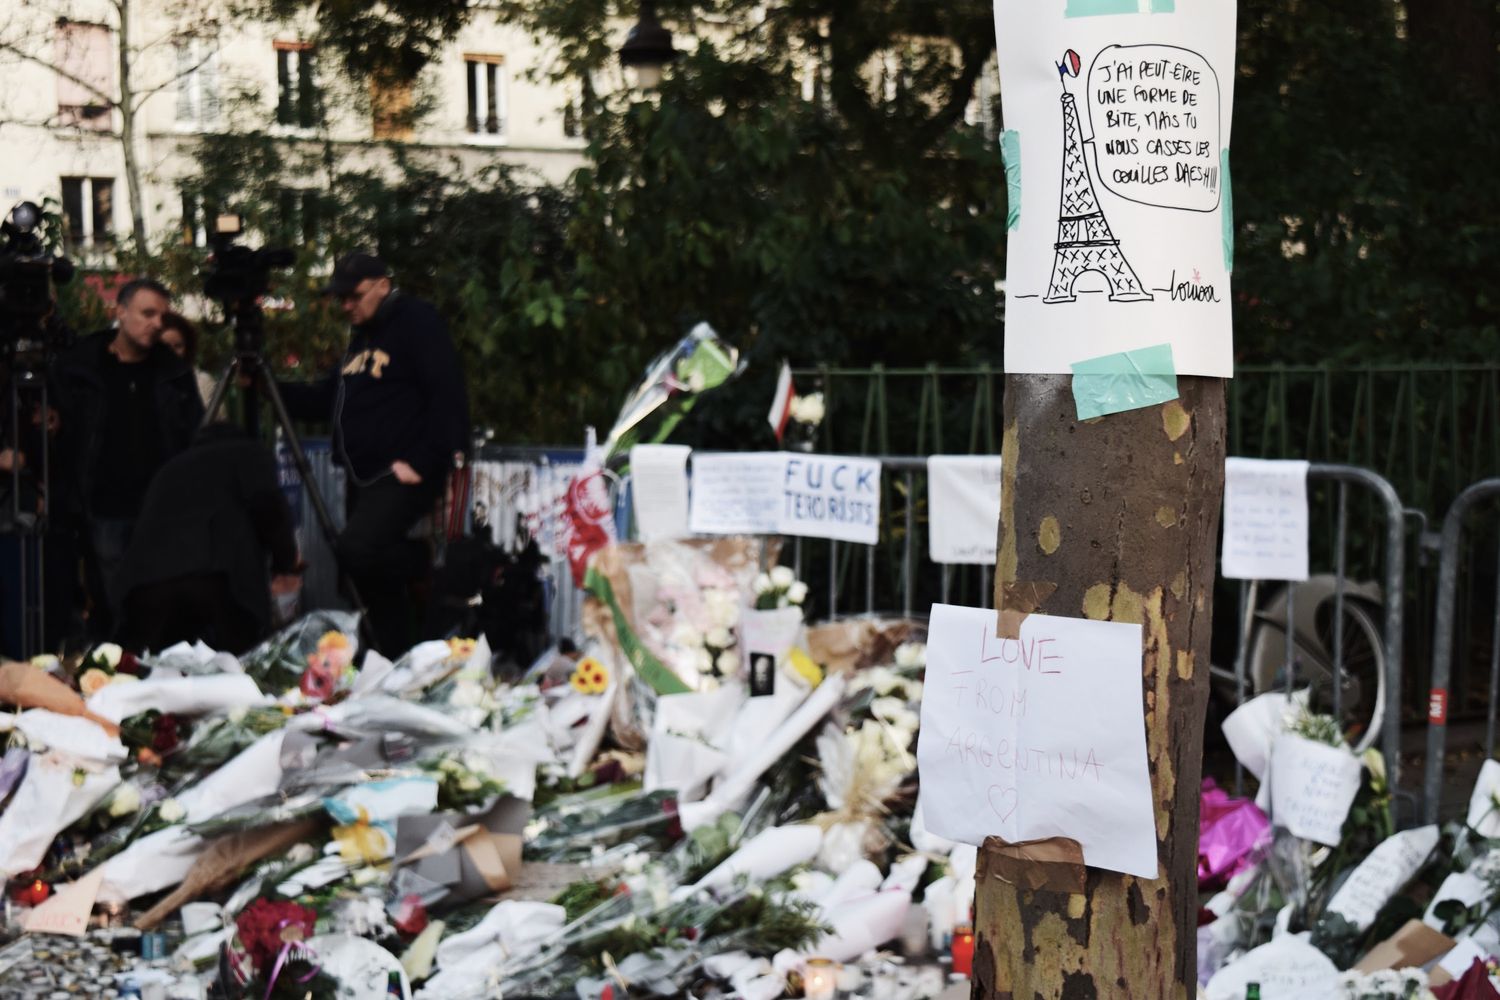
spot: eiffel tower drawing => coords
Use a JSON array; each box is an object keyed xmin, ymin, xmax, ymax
[{"xmin": 1044, "ymin": 87, "xmax": 1152, "ymax": 304}]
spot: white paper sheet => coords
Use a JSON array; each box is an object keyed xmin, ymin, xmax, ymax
[
  {"xmin": 778, "ymin": 453, "xmax": 880, "ymax": 544},
  {"xmin": 630, "ymin": 444, "xmax": 692, "ymax": 542},
  {"xmin": 1467, "ymin": 758, "xmax": 1500, "ymax": 837},
  {"xmin": 87, "ymin": 673, "xmax": 269, "ymax": 724},
  {"xmin": 1424, "ymin": 871, "xmax": 1491, "ymax": 931},
  {"xmin": 688, "ymin": 452, "xmax": 880, "ymax": 544},
  {"xmin": 1267, "ymin": 734, "xmax": 1361, "ymax": 847},
  {"xmin": 1222, "ymin": 458, "xmax": 1311, "ymax": 581},
  {"xmin": 1438, "ymin": 938, "xmax": 1491, "ymax": 981},
  {"xmin": 1221, "ymin": 691, "xmax": 1297, "ymax": 781},
  {"xmin": 926, "ymin": 456, "xmax": 1003, "ymax": 565},
  {"xmin": 994, "ymin": 1, "xmax": 1237, "ymax": 376},
  {"xmin": 1324, "ymin": 825, "xmax": 1440, "ymax": 932},
  {"xmin": 915, "ymin": 603, "xmax": 1158, "ymax": 879},
  {"xmin": 0, "ymin": 755, "xmax": 120, "ymax": 877},
  {"xmin": 1205, "ymin": 934, "xmax": 1339, "ymax": 1000},
  {"xmin": 689, "ymin": 453, "xmax": 784, "ymax": 535}
]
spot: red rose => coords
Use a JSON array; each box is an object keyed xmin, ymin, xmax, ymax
[
  {"xmin": 116, "ymin": 652, "xmax": 142, "ymax": 676},
  {"xmin": 235, "ymin": 898, "xmax": 317, "ymax": 972},
  {"xmin": 152, "ymin": 714, "xmax": 181, "ymax": 754}
]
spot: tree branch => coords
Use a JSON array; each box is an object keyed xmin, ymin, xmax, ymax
[{"xmin": 0, "ymin": 39, "xmax": 118, "ymax": 108}]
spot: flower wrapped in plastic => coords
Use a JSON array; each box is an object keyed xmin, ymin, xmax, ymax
[{"xmin": 602, "ymin": 322, "xmax": 743, "ymax": 464}]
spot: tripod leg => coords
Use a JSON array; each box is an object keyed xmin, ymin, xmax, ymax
[
  {"xmin": 254, "ymin": 372, "xmax": 370, "ymax": 622},
  {"xmin": 202, "ymin": 358, "xmax": 240, "ymax": 429}
]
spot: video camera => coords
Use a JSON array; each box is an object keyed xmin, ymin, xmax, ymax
[
  {"xmin": 202, "ymin": 214, "xmax": 295, "ymax": 309},
  {"xmin": 0, "ymin": 201, "xmax": 74, "ymax": 352}
]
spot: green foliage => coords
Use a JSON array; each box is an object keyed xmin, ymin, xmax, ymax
[
  {"xmin": 62, "ymin": 0, "xmax": 1495, "ymax": 449},
  {"xmin": 1231, "ymin": 0, "xmax": 1500, "ymax": 364}
]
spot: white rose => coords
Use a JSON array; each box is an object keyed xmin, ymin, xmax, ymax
[
  {"xmin": 705, "ymin": 627, "xmax": 732, "ymax": 650},
  {"xmin": 157, "ymin": 798, "xmax": 185, "ymax": 823},
  {"xmin": 753, "ymin": 572, "xmax": 772, "ymax": 594},
  {"xmin": 458, "ymin": 775, "xmax": 482, "ymax": 792},
  {"xmin": 670, "ymin": 623, "xmax": 703, "ymax": 649},
  {"xmin": 795, "ymin": 393, "xmax": 825, "ymax": 424},
  {"xmin": 787, "ymin": 580, "xmax": 808, "ymax": 604},
  {"xmin": 770, "ymin": 566, "xmax": 796, "ymax": 589},
  {"xmin": 894, "ymin": 642, "xmax": 926, "ymax": 668},
  {"xmin": 693, "ymin": 648, "xmax": 715, "ymax": 675},
  {"xmin": 93, "ymin": 642, "xmax": 123, "ymax": 669},
  {"xmin": 704, "ymin": 589, "xmax": 740, "ymax": 628},
  {"xmin": 228, "ymin": 707, "xmax": 248, "ymax": 724},
  {"xmin": 716, "ymin": 650, "xmax": 740, "ymax": 675},
  {"xmin": 698, "ymin": 675, "xmax": 721, "ymax": 692},
  {"xmin": 871, "ymin": 696, "xmax": 908, "ymax": 722},
  {"xmin": 107, "ymin": 783, "xmax": 141, "ymax": 818}
]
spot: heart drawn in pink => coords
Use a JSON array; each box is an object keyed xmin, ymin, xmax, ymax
[{"xmin": 987, "ymin": 784, "xmax": 1018, "ymax": 824}]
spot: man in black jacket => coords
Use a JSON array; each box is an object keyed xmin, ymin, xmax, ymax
[
  {"xmin": 53, "ymin": 277, "xmax": 206, "ymax": 633},
  {"xmin": 280, "ymin": 253, "xmax": 469, "ymax": 654},
  {"xmin": 116, "ymin": 425, "xmax": 301, "ymax": 654}
]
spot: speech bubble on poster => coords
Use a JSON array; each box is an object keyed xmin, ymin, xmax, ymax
[{"xmin": 1086, "ymin": 43, "xmax": 1222, "ymax": 212}]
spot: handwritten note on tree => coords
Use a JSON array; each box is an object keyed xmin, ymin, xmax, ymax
[
  {"xmin": 994, "ymin": 1, "xmax": 1237, "ymax": 376},
  {"xmin": 1222, "ymin": 457, "xmax": 1310, "ymax": 581},
  {"xmin": 915, "ymin": 603, "xmax": 1158, "ymax": 879}
]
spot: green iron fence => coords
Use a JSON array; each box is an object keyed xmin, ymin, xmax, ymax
[
  {"xmin": 789, "ymin": 364, "xmax": 1500, "ymax": 728},
  {"xmin": 789, "ymin": 364, "xmax": 1500, "ymax": 517}
]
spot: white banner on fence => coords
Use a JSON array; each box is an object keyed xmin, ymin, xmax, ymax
[
  {"xmin": 689, "ymin": 452, "xmax": 881, "ymax": 545},
  {"xmin": 1221, "ymin": 457, "xmax": 1310, "ymax": 581},
  {"xmin": 994, "ymin": 0, "xmax": 1237, "ymax": 376},
  {"xmin": 927, "ymin": 456, "xmax": 1003, "ymax": 565},
  {"xmin": 630, "ymin": 444, "xmax": 692, "ymax": 542},
  {"xmin": 688, "ymin": 453, "xmax": 784, "ymax": 535},
  {"xmin": 916, "ymin": 603, "xmax": 1158, "ymax": 879}
]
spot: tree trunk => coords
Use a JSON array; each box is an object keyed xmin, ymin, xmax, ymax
[
  {"xmin": 116, "ymin": 0, "xmax": 148, "ymax": 248},
  {"xmin": 977, "ymin": 373, "xmax": 1226, "ymax": 999}
]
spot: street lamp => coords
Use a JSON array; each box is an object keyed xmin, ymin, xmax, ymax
[{"xmin": 619, "ymin": 0, "xmax": 677, "ymax": 89}]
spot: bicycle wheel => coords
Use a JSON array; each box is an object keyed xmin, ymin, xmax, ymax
[
  {"xmin": 1247, "ymin": 599, "xmax": 1386, "ymax": 754},
  {"xmin": 1313, "ymin": 599, "xmax": 1386, "ymax": 754}
]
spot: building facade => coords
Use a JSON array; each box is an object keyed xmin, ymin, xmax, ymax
[{"xmin": 0, "ymin": 0, "xmax": 605, "ymax": 256}]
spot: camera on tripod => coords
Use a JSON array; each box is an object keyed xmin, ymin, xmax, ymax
[
  {"xmin": 201, "ymin": 215, "xmax": 294, "ymax": 352},
  {"xmin": 0, "ymin": 201, "xmax": 74, "ymax": 360}
]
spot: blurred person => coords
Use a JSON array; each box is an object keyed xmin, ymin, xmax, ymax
[
  {"xmin": 158, "ymin": 311, "xmax": 220, "ymax": 410},
  {"xmin": 116, "ymin": 425, "xmax": 301, "ymax": 654},
  {"xmin": 278, "ymin": 252, "xmax": 468, "ymax": 655},
  {"xmin": 53, "ymin": 277, "xmax": 205, "ymax": 633}
]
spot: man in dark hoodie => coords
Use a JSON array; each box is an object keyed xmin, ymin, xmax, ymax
[
  {"xmin": 53, "ymin": 277, "xmax": 206, "ymax": 632},
  {"xmin": 280, "ymin": 252, "xmax": 469, "ymax": 654}
]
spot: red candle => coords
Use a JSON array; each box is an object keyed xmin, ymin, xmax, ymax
[
  {"xmin": 16, "ymin": 880, "xmax": 50, "ymax": 906},
  {"xmin": 951, "ymin": 924, "xmax": 975, "ymax": 977}
]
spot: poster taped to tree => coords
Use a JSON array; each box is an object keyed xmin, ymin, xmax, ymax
[{"xmin": 994, "ymin": 0, "xmax": 1237, "ymax": 376}]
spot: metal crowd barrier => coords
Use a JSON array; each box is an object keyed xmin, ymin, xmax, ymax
[
  {"xmin": 1225, "ymin": 464, "xmax": 1409, "ymax": 796},
  {"xmin": 1422, "ymin": 478, "xmax": 1500, "ymax": 824}
]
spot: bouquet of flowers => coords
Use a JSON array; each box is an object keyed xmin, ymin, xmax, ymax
[
  {"xmin": 224, "ymin": 897, "xmax": 343, "ymax": 1000},
  {"xmin": 421, "ymin": 752, "xmax": 507, "ymax": 812},
  {"xmin": 752, "ymin": 565, "xmax": 809, "ymax": 611},
  {"xmin": 1338, "ymin": 969, "xmax": 1435, "ymax": 1000},
  {"xmin": 239, "ymin": 611, "xmax": 361, "ymax": 696},
  {"xmin": 77, "ymin": 642, "xmax": 143, "ymax": 698}
]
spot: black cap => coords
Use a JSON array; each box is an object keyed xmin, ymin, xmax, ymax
[{"xmin": 323, "ymin": 252, "xmax": 389, "ymax": 296}]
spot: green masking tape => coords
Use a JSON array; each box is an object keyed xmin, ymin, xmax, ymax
[
  {"xmin": 1001, "ymin": 131, "xmax": 1022, "ymax": 232},
  {"xmin": 1220, "ymin": 147, "xmax": 1234, "ymax": 273},
  {"xmin": 1070, "ymin": 343, "xmax": 1179, "ymax": 420}
]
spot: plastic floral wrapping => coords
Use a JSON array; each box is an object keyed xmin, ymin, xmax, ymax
[
  {"xmin": 1199, "ymin": 778, "xmax": 1271, "ymax": 888},
  {"xmin": 583, "ymin": 537, "xmax": 780, "ymax": 745},
  {"xmin": 601, "ymin": 322, "xmax": 743, "ymax": 464}
]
